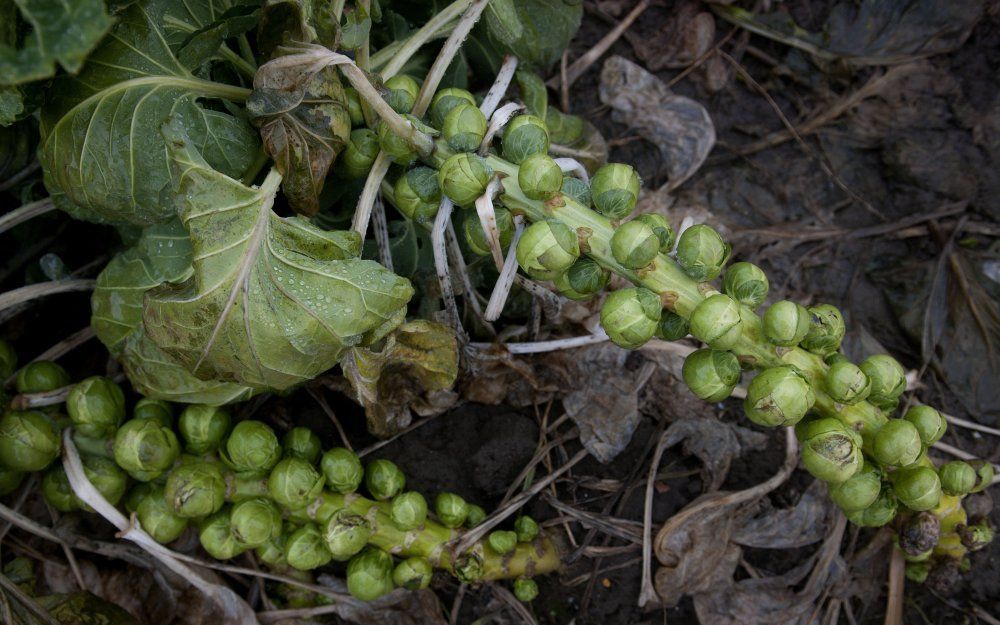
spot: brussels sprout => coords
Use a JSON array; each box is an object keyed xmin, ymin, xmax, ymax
[
  {"xmin": 689, "ymin": 293, "xmax": 742, "ymax": 350},
  {"xmin": 829, "ymin": 462, "xmax": 881, "ymax": 512},
  {"xmin": 502, "ymin": 115, "xmax": 550, "ymax": 164},
  {"xmin": 164, "ymin": 461, "xmax": 226, "ymax": 518},
  {"xmin": 514, "ymin": 515, "xmax": 539, "ymax": 542},
  {"xmin": 682, "ymin": 349, "xmax": 741, "ymax": 403},
  {"xmin": 0, "ymin": 339, "xmax": 16, "ymax": 379},
  {"xmin": 347, "ymin": 547, "xmax": 395, "ymax": 601},
  {"xmin": 394, "ymin": 166, "xmax": 442, "ymax": 227},
  {"xmin": 384, "ymin": 75, "xmax": 419, "ymax": 113},
  {"xmin": 859, "ymin": 354, "xmax": 906, "ymax": 411},
  {"xmin": 42, "ymin": 465, "xmax": 77, "ymax": 512},
  {"xmin": 321, "ymin": 447, "xmax": 364, "ymax": 494},
  {"xmin": 846, "ymin": 489, "xmax": 898, "ymax": 527},
  {"xmin": 891, "ymin": 466, "xmax": 942, "ymax": 512},
  {"xmin": 553, "ymin": 272, "xmax": 591, "ymax": 300},
  {"xmin": 518, "ymin": 153, "xmax": 563, "ymax": 201},
  {"xmin": 0, "ymin": 410, "xmax": 60, "ymax": 471},
  {"xmin": 123, "ymin": 482, "xmax": 153, "ymax": 514},
  {"xmin": 393, "ymin": 557, "xmax": 433, "ymax": 590},
  {"xmin": 905, "ymin": 561, "xmax": 930, "ymax": 583},
  {"xmin": 378, "ymin": 115, "xmax": 433, "ymax": 165},
  {"xmin": 515, "ymin": 219, "xmax": 579, "ymax": 281},
  {"xmin": 133, "ymin": 398, "xmax": 172, "ymax": 426},
  {"xmin": 545, "ymin": 108, "xmax": 585, "ymax": 144},
  {"xmin": 466, "ymin": 504, "xmax": 487, "ymax": 527},
  {"xmin": 438, "ymin": 152, "xmax": 492, "ymax": 207},
  {"xmin": 136, "ymin": 486, "xmax": 188, "ymax": 544},
  {"xmin": 443, "ymin": 103, "xmax": 487, "ymax": 152},
  {"xmin": 390, "ymin": 491, "xmax": 428, "ymax": 530},
  {"xmin": 611, "ymin": 220, "xmax": 659, "ymax": 269},
  {"xmin": 744, "ymin": 366, "xmax": 816, "ymax": 427},
  {"xmin": 967, "ymin": 459, "xmax": 994, "ymax": 493},
  {"xmin": 463, "ymin": 208, "xmax": 514, "ymax": 256},
  {"xmin": 487, "ymin": 530, "xmax": 517, "ymax": 555},
  {"xmin": 230, "ymin": 497, "xmax": 282, "ymax": 547},
  {"xmin": 345, "ymin": 87, "xmax": 364, "ymax": 126},
  {"xmin": 722, "ymin": 262, "xmax": 769, "ymax": 310},
  {"xmin": 635, "ymin": 213, "xmax": 675, "ymax": 254},
  {"xmin": 255, "ymin": 536, "xmax": 287, "ymax": 567},
  {"xmin": 675, "ymin": 225, "xmax": 731, "ymax": 281},
  {"xmin": 590, "ymin": 163, "xmax": 640, "ymax": 219},
  {"xmin": 282, "ymin": 428, "xmax": 322, "ymax": 465},
  {"xmin": 365, "ymin": 459, "xmax": 405, "ymax": 501},
  {"xmin": 903, "ymin": 405, "xmax": 946, "ymax": 446},
  {"xmin": 762, "ymin": 301, "xmax": 811, "ymax": 347},
  {"xmin": 268, "ymin": 458, "xmax": 324, "ymax": 509},
  {"xmin": 824, "ymin": 357, "xmax": 871, "ymax": 405},
  {"xmin": 800, "ymin": 304, "xmax": 846, "ymax": 357},
  {"xmin": 898, "ymin": 511, "xmax": 940, "ymax": 557},
  {"xmin": 221, "ymin": 420, "xmax": 281, "ymax": 475},
  {"xmin": 957, "ymin": 523, "xmax": 994, "ymax": 552},
  {"xmin": 15, "ymin": 361, "xmax": 69, "ymax": 394},
  {"xmin": 199, "ymin": 510, "xmax": 247, "ymax": 560},
  {"xmin": 938, "ymin": 461, "xmax": 976, "ymax": 496},
  {"xmin": 66, "ymin": 377, "xmax": 125, "ymax": 438},
  {"xmin": 514, "ymin": 578, "xmax": 539, "ymax": 602},
  {"xmin": 0, "ymin": 469, "xmax": 25, "ymax": 496},
  {"xmin": 178, "ymin": 405, "xmax": 230, "ymax": 455},
  {"xmin": 323, "ymin": 511, "xmax": 372, "ymax": 560},
  {"xmin": 430, "ymin": 88, "xmax": 477, "ymax": 128},
  {"xmin": 454, "ymin": 552, "xmax": 484, "ymax": 583},
  {"xmin": 871, "ymin": 419, "xmax": 922, "ymax": 468},
  {"xmin": 339, "ymin": 128, "xmax": 380, "ymax": 179},
  {"xmin": 78, "ymin": 454, "xmax": 128, "ymax": 510},
  {"xmin": 564, "ymin": 257, "xmax": 610, "ymax": 297},
  {"xmin": 600, "ymin": 287, "xmax": 662, "ymax": 349},
  {"xmin": 798, "ymin": 418, "xmax": 863, "ymax": 483},
  {"xmin": 561, "ymin": 176, "xmax": 592, "ymax": 206},
  {"xmin": 285, "ymin": 523, "xmax": 333, "ymax": 570},
  {"xmin": 435, "ymin": 492, "xmax": 468, "ymax": 528},
  {"xmin": 113, "ymin": 417, "xmax": 180, "ymax": 481},
  {"xmin": 656, "ymin": 311, "xmax": 690, "ymax": 341}
]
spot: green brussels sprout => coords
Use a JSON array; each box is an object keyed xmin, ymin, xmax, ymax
[
  {"xmin": 891, "ymin": 466, "xmax": 942, "ymax": 512},
  {"xmin": 345, "ymin": 87, "xmax": 364, "ymax": 126},
  {"xmin": 113, "ymin": 417, "xmax": 180, "ymax": 481},
  {"xmin": 339, "ymin": 128, "xmax": 380, "ymax": 179},
  {"xmin": 824, "ymin": 357, "xmax": 871, "ymax": 405},
  {"xmin": 513, "ymin": 578, "xmax": 539, "ymax": 602},
  {"xmin": 378, "ymin": 115, "xmax": 433, "ymax": 165},
  {"xmin": 466, "ymin": 504, "xmax": 487, "ymax": 527},
  {"xmin": 600, "ymin": 287, "xmax": 662, "ymax": 349},
  {"xmin": 347, "ymin": 547, "xmax": 395, "ymax": 600},
  {"xmin": 675, "ymin": 225, "xmax": 731, "ymax": 281},
  {"xmin": 515, "ymin": 219, "xmax": 579, "ymax": 281},
  {"xmin": 282, "ymin": 428, "xmax": 322, "ymax": 465},
  {"xmin": 590, "ymin": 163, "xmax": 640, "ymax": 219},
  {"xmin": 15, "ymin": 361, "xmax": 69, "ymax": 394},
  {"xmin": 611, "ymin": 219, "xmax": 659, "ymax": 269},
  {"xmin": 394, "ymin": 166, "xmax": 442, "ymax": 227},
  {"xmin": 681, "ymin": 349, "xmax": 741, "ymax": 403},
  {"xmin": 464, "ymin": 208, "xmax": 514, "ymax": 256},
  {"xmin": 0, "ymin": 339, "xmax": 16, "ymax": 379},
  {"xmin": 846, "ymin": 489, "xmax": 898, "ymax": 527},
  {"xmin": 390, "ymin": 491, "xmax": 428, "ymax": 530},
  {"xmin": 905, "ymin": 561, "xmax": 930, "ymax": 583},
  {"xmin": 136, "ymin": 486, "xmax": 188, "ymax": 544},
  {"xmin": 0, "ymin": 468, "xmax": 25, "ymax": 496},
  {"xmin": 689, "ymin": 294, "xmax": 742, "ymax": 350},
  {"xmin": 553, "ymin": 272, "xmax": 591, "ymax": 300},
  {"xmin": 365, "ymin": 459, "xmax": 405, "ymax": 501},
  {"xmin": 897, "ymin": 511, "xmax": 940, "ymax": 557},
  {"xmin": 798, "ymin": 418, "xmax": 863, "ymax": 483},
  {"xmin": 871, "ymin": 419, "xmax": 922, "ymax": 468},
  {"xmin": 434, "ymin": 492, "xmax": 468, "ymax": 528},
  {"xmin": 79, "ymin": 454, "xmax": 128, "ymax": 509},
  {"xmin": 221, "ymin": 420, "xmax": 281, "ymax": 475},
  {"xmin": 178, "ymin": 405, "xmax": 231, "ymax": 455},
  {"xmin": 514, "ymin": 515, "xmax": 538, "ymax": 542},
  {"xmin": 564, "ymin": 257, "xmax": 610, "ymax": 296},
  {"xmin": 230, "ymin": 497, "xmax": 282, "ymax": 547},
  {"xmin": 561, "ymin": 176, "xmax": 591, "ymax": 206},
  {"xmin": 199, "ymin": 510, "xmax": 247, "ymax": 560},
  {"xmin": 123, "ymin": 482, "xmax": 153, "ymax": 514},
  {"xmin": 722, "ymin": 262, "xmax": 769, "ymax": 310},
  {"xmin": 255, "ymin": 535, "xmax": 287, "ymax": 567},
  {"xmin": 903, "ymin": 405, "xmax": 946, "ymax": 446},
  {"xmin": 656, "ymin": 311, "xmax": 690, "ymax": 341},
  {"xmin": 829, "ymin": 462, "xmax": 881, "ymax": 512},
  {"xmin": 42, "ymin": 465, "xmax": 77, "ymax": 512},
  {"xmin": 392, "ymin": 557, "xmax": 433, "ymax": 590},
  {"xmin": 443, "ymin": 102, "xmax": 487, "ymax": 152},
  {"xmin": 133, "ymin": 398, "xmax": 172, "ymax": 426},
  {"xmin": 269, "ymin": 458, "xmax": 324, "ymax": 509},
  {"xmin": 518, "ymin": 153, "xmax": 563, "ymax": 201},
  {"xmin": 454, "ymin": 552, "xmax": 483, "ymax": 583},
  {"xmin": 762, "ymin": 301, "xmax": 811, "ymax": 347},
  {"xmin": 743, "ymin": 366, "xmax": 816, "ymax": 427},
  {"xmin": 66, "ymin": 377, "xmax": 125, "ymax": 438},
  {"xmin": 438, "ymin": 152, "xmax": 492, "ymax": 207},
  {"xmin": 545, "ymin": 108, "xmax": 584, "ymax": 144},
  {"xmin": 938, "ymin": 461, "xmax": 976, "ymax": 496},
  {"xmin": 957, "ymin": 523, "xmax": 994, "ymax": 552},
  {"xmin": 430, "ymin": 88, "xmax": 476, "ymax": 128},
  {"xmin": 323, "ymin": 510, "xmax": 372, "ymax": 560},
  {"xmin": 321, "ymin": 448, "xmax": 364, "ymax": 494},
  {"xmin": 384, "ymin": 74, "xmax": 419, "ymax": 113},
  {"xmin": 0, "ymin": 411, "xmax": 60, "ymax": 471},
  {"xmin": 164, "ymin": 461, "xmax": 226, "ymax": 518},
  {"xmin": 285, "ymin": 523, "xmax": 333, "ymax": 571},
  {"xmin": 860, "ymin": 354, "xmax": 906, "ymax": 411},
  {"xmin": 800, "ymin": 304, "xmax": 846, "ymax": 357},
  {"xmin": 502, "ymin": 115, "xmax": 550, "ymax": 164},
  {"xmin": 487, "ymin": 530, "xmax": 517, "ymax": 555},
  {"xmin": 966, "ymin": 459, "xmax": 994, "ymax": 493},
  {"xmin": 635, "ymin": 213, "xmax": 675, "ymax": 254}
]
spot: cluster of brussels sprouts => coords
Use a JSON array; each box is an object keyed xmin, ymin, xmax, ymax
[{"xmin": 0, "ymin": 349, "xmax": 556, "ymax": 603}]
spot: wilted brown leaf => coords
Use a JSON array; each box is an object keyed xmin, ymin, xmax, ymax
[{"xmin": 658, "ymin": 417, "xmax": 768, "ymax": 491}]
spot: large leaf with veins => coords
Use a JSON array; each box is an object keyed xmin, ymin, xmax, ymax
[{"xmin": 142, "ymin": 119, "xmax": 414, "ymax": 390}]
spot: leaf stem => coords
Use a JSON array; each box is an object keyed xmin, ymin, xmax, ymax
[
  {"xmin": 0, "ymin": 197, "xmax": 56, "ymax": 236},
  {"xmin": 375, "ymin": 0, "xmax": 472, "ymax": 78}
]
